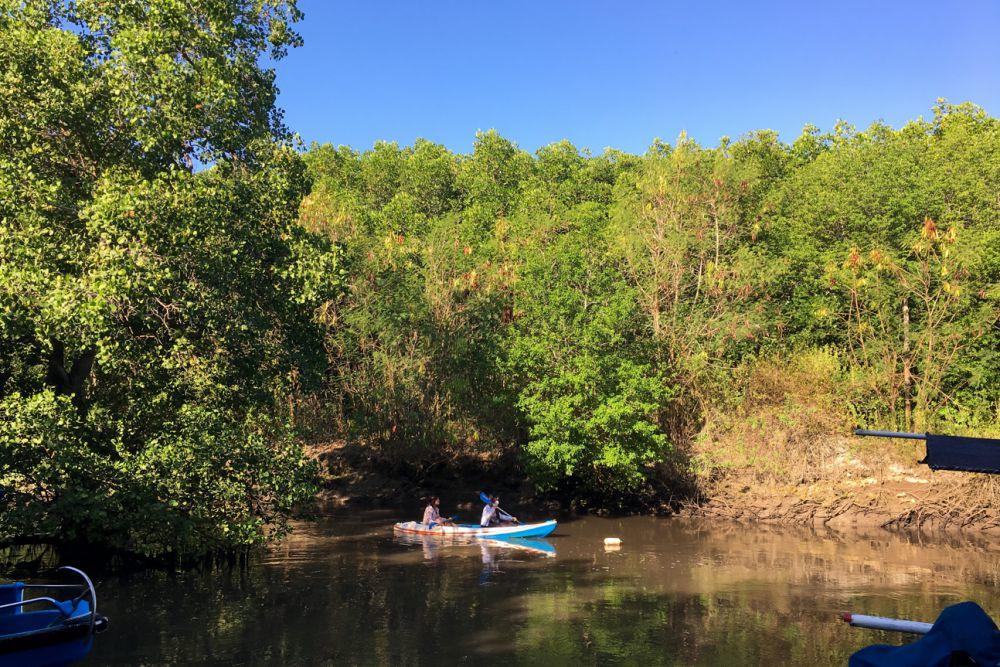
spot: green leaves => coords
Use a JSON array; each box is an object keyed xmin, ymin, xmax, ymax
[
  {"xmin": 75, "ymin": 0, "xmax": 303, "ymax": 163},
  {"xmin": 9, "ymin": 0, "xmax": 989, "ymax": 560},
  {"xmin": 297, "ymin": 103, "xmax": 999, "ymax": 505},
  {"xmin": 0, "ymin": 0, "xmax": 330, "ymax": 561},
  {"xmin": 769, "ymin": 105, "xmax": 1000, "ymax": 430},
  {"xmin": 0, "ymin": 391, "xmax": 117, "ymax": 546},
  {"xmin": 505, "ymin": 207, "xmax": 675, "ymax": 497}
]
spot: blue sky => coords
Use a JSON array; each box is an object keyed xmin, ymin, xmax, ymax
[{"xmin": 273, "ymin": 1, "xmax": 1000, "ymax": 154}]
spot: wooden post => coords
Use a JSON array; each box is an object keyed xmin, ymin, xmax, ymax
[{"xmin": 902, "ymin": 297, "xmax": 911, "ymax": 430}]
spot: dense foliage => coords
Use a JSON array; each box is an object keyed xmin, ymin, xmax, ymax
[
  {"xmin": 0, "ymin": 0, "xmax": 342, "ymax": 559},
  {"xmin": 303, "ymin": 105, "xmax": 999, "ymax": 502},
  {"xmin": 2, "ymin": 2, "xmax": 998, "ymax": 555}
]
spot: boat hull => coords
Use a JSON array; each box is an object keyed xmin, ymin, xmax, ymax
[
  {"xmin": 0, "ymin": 597, "xmax": 107, "ymax": 667},
  {"xmin": 0, "ymin": 567, "xmax": 108, "ymax": 667},
  {"xmin": 393, "ymin": 520, "xmax": 557, "ymax": 539}
]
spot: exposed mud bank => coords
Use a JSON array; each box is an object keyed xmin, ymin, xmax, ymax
[
  {"xmin": 683, "ymin": 480, "xmax": 1000, "ymax": 534},
  {"xmin": 683, "ymin": 435, "xmax": 1000, "ymax": 533}
]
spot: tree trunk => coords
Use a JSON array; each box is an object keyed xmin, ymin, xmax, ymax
[
  {"xmin": 651, "ymin": 290, "xmax": 661, "ymax": 338},
  {"xmin": 902, "ymin": 297, "xmax": 911, "ymax": 430},
  {"xmin": 45, "ymin": 338, "xmax": 96, "ymax": 413}
]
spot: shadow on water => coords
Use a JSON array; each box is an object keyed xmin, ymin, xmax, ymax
[{"xmin": 80, "ymin": 512, "xmax": 1000, "ymax": 665}]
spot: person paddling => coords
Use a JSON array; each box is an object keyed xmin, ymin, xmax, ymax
[
  {"xmin": 480, "ymin": 495, "xmax": 517, "ymax": 527},
  {"xmin": 422, "ymin": 496, "xmax": 453, "ymax": 528}
]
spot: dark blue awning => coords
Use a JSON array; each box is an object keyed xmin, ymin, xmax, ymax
[
  {"xmin": 924, "ymin": 434, "xmax": 1000, "ymax": 474},
  {"xmin": 850, "ymin": 601, "xmax": 1000, "ymax": 667}
]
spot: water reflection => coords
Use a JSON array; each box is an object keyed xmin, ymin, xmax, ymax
[
  {"xmin": 393, "ymin": 532, "xmax": 557, "ymax": 561},
  {"xmin": 87, "ymin": 512, "xmax": 1000, "ymax": 665},
  {"xmin": 392, "ymin": 532, "xmax": 557, "ymax": 585},
  {"xmin": 484, "ymin": 538, "xmax": 557, "ymax": 558}
]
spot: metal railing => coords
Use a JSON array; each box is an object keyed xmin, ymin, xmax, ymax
[
  {"xmin": 853, "ymin": 429, "xmax": 927, "ymax": 440},
  {"xmin": 0, "ymin": 566, "xmax": 99, "ymax": 636}
]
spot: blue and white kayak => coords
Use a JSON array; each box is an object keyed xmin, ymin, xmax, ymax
[{"xmin": 393, "ymin": 519, "xmax": 557, "ymax": 539}]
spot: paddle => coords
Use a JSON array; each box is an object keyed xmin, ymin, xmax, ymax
[{"xmin": 478, "ymin": 491, "xmax": 518, "ymax": 524}]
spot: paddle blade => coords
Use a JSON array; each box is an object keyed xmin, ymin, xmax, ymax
[{"xmin": 478, "ymin": 491, "xmax": 490, "ymax": 504}]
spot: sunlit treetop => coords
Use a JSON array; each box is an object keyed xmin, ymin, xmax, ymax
[{"xmin": 6, "ymin": 0, "xmax": 303, "ymax": 167}]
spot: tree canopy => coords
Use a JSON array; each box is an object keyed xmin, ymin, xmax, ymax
[
  {"xmin": 2, "ymin": 1, "xmax": 998, "ymax": 553},
  {"xmin": 0, "ymin": 0, "xmax": 342, "ymax": 559},
  {"xmin": 302, "ymin": 104, "xmax": 999, "ymax": 502}
]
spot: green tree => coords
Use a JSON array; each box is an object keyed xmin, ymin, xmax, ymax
[
  {"xmin": 610, "ymin": 135, "xmax": 774, "ymax": 413},
  {"xmin": 506, "ymin": 205, "xmax": 675, "ymax": 497},
  {"xmin": 830, "ymin": 218, "xmax": 998, "ymax": 430},
  {"xmin": 457, "ymin": 130, "xmax": 533, "ymax": 230},
  {"xmin": 0, "ymin": 0, "xmax": 340, "ymax": 559},
  {"xmin": 767, "ymin": 103, "xmax": 1000, "ymax": 428},
  {"xmin": 297, "ymin": 104, "xmax": 999, "ymax": 507}
]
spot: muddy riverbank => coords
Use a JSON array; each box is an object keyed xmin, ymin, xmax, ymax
[{"xmin": 310, "ymin": 426, "xmax": 1000, "ymax": 535}]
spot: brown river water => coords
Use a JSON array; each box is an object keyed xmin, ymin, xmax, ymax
[{"xmin": 88, "ymin": 510, "xmax": 1000, "ymax": 665}]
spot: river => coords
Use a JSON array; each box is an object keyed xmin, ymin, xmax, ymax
[{"xmin": 89, "ymin": 510, "xmax": 1000, "ymax": 665}]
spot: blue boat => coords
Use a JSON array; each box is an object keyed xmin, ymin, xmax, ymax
[
  {"xmin": 845, "ymin": 601, "xmax": 1000, "ymax": 666},
  {"xmin": 0, "ymin": 567, "xmax": 109, "ymax": 667}
]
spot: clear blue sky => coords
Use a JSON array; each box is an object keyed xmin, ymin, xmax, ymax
[{"xmin": 273, "ymin": 1, "xmax": 1000, "ymax": 155}]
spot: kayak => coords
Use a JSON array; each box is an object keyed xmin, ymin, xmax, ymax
[{"xmin": 393, "ymin": 520, "xmax": 557, "ymax": 539}]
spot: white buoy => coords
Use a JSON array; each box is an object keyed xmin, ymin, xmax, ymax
[{"xmin": 604, "ymin": 537, "xmax": 622, "ymax": 546}]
